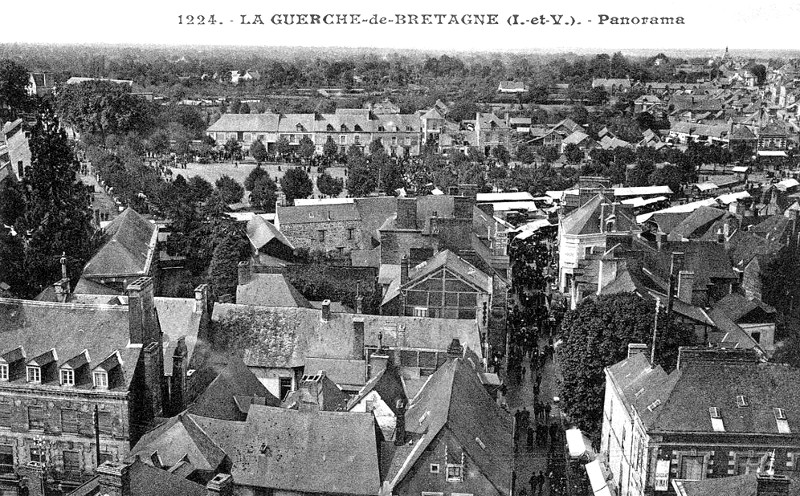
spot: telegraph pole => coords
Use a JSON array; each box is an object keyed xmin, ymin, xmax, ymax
[
  {"xmin": 651, "ymin": 297, "xmax": 661, "ymax": 365},
  {"xmin": 94, "ymin": 405, "xmax": 101, "ymax": 467}
]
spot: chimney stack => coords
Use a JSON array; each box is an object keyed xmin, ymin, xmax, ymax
[
  {"xmin": 400, "ymin": 256, "xmax": 409, "ymax": 285},
  {"xmin": 53, "ymin": 278, "xmax": 71, "ymax": 303},
  {"xmin": 627, "ymin": 343, "xmax": 649, "ymax": 358},
  {"xmin": 126, "ymin": 277, "xmax": 156, "ymax": 345},
  {"xmin": 368, "ymin": 352, "xmax": 389, "ymax": 379},
  {"xmin": 447, "ymin": 338, "xmax": 464, "ymax": 359},
  {"xmin": 237, "ymin": 260, "xmax": 252, "ymax": 286},
  {"xmin": 656, "ymin": 231, "xmax": 665, "ymax": 251},
  {"xmin": 97, "ymin": 461, "xmax": 131, "ymax": 496},
  {"xmin": 321, "ymin": 299, "xmax": 331, "ymax": 322},
  {"xmin": 677, "ymin": 271, "xmax": 695, "ymax": 304},
  {"xmin": 206, "ymin": 473, "xmax": 234, "ymax": 496},
  {"xmin": 194, "ymin": 284, "xmax": 209, "ymax": 314},
  {"xmin": 756, "ymin": 474, "xmax": 790, "ymax": 496},
  {"xmin": 394, "ymin": 399, "xmax": 407, "ymax": 446},
  {"xmin": 355, "ymin": 295, "xmax": 364, "ymax": 314},
  {"xmin": 353, "ymin": 317, "xmax": 365, "ymax": 359},
  {"xmin": 170, "ymin": 337, "xmax": 188, "ymax": 415}
]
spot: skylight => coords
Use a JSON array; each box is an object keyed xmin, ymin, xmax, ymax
[
  {"xmin": 775, "ymin": 408, "xmax": 791, "ymax": 434},
  {"xmin": 647, "ymin": 399, "xmax": 661, "ymax": 412},
  {"xmin": 709, "ymin": 407, "xmax": 725, "ymax": 432},
  {"xmin": 736, "ymin": 395, "xmax": 748, "ymax": 408}
]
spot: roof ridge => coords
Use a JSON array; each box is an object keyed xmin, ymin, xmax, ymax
[{"xmin": 0, "ymin": 297, "xmax": 129, "ymax": 311}]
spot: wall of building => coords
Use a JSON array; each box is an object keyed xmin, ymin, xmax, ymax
[
  {"xmin": 601, "ymin": 372, "xmax": 648, "ymax": 496},
  {"xmin": 558, "ymin": 233, "xmax": 607, "ymax": 292},
  {"xmin": 278, "ymin": 220, "xmax": 363, "ymax": 253}
]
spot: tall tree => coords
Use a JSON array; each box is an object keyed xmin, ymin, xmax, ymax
[
  {"xmin": 250, "ymin": 140, "xmax": 268, "ymax": 164},
  {"xmin": 8, "ymin": 108, "xmax": 98, "ymax": 296},
  {"xmin": 56, "ymin": 80, "xmax": 153, "ymax": 140},
  {"xmin": 0, "ymin": 59, "xmax": 32, "ymax": 117},
  {"xmin": 280, "ymin": 167, "xmax": 313, "ymax": 204},
  {"xmin": 250, "ymin": 175, "xmax": 278, "ymax": 212},
  {"xmin": 317, "ymin": 172, "xmax": 344, "ymax": 198},
  {"xmin": 207, "ymin": 223, "xmax": 251, "ymax": 301},
  {"xmin": 558, "ymin": 293, "xmax": 695, "ymax": 434},
  {"xmin": 244, "ymin": 164, "xmax": 270, "ymax": 191},
  {"xmin": 215, "ymin": 175, "xmax": 244, "ymax": 204},
  {"xmin": 298, "ymin": 135, "xmax": 316, "ymax": 161}
]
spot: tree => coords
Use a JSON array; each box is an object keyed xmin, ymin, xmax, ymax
[
  {"xmin": 223, "ymin": 138, "xmax": 242, "ymax": 161},
  {"xmin": 346, "ymin": 144, "xmax": 377, "ymax": 197},
  {"xmin": 558, "ymin": 293, "xmax": 695, "ymax": 434},
  {"xmin": 280, "ymin": 167, "xmax": 313, "ymax": 204},
  {"xmin": 250, "ymin": 175, "xmax": 278, "ymax": 212},
  {"xmin": 239, "ymin": 102, "xmax": 251, "ymax": 114},
  {"xmin": 244, "ymin": 164, "xmax": 270, "ymax": 191},
  {"xmin": 750, "ymin": 64, "xmax": 767, "ymax": 86},
  {"xmin": 250, "ymin": 140, "xmax": 268, "ymax": 164},
  {"xmin": 564, "ymin": 143, "xmax": 584, "ymax": 164},
  {"xmin": 207, "ymin": 223, "xmax": 251, "ymax": 300},
  {"xmin": 275, "ymin": 136, "xmax": 291, "ymax": 161},
  {"xmin": 56, "ymin": 80, "xmax": 153, "ymax": 140},
  {"xmin": 6, "ymin": 108, "xmax": 98, "ymax": 296},
  {"xmin": 186, "ymin": 176, "xmax": 214, "ymax": 204},
  {"xmin": 298, "ymin": 135, "xmax": 316, "ymax": 161},
  {"xmin": 492, "ymin": 145, "xmax": 511, "ymax": 165},
  {"xmin": 447, "ymin": 100, "xmax": 479, "ymax": 122},
  {"xmin": 215, "ymin": 175, "xmax": 244, "ymax": 204},
  {"xmin": 761, "ymin": 247, "xmax": 800, "ymax": 317},
  {"xmin": 0, "ymin": 59, "xmax": 32, "ymax": 117},
  {"xmin": 323, "ymin": 136, "xmax": 338, "ymax": 164},
  {"xmin": 648, "ymin": 165, "xmax": 683, "ymax": 197},
  {"xmin": 317, "ymin": 172, "xmax": 344, "ymax": 197},
  {"xmin": 541, "ymin": 146, "xmax": 559, "ymax": 163}
]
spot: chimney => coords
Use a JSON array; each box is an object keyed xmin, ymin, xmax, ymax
[
  {"xmin": 394, "ymin": 398, "xmax": 407, "ymax": 446},
  {"xmin": 143, "ymin": 341, "xmax": 164, "ymax": 419},
  {"xmin": 396, "ymin": 197, "xmax": 418, "ymax": 230},
  {"xmin": 447, "ymin": 338, "xmax": 464, "ymax": 359},
  {"xmin": 170, "ymin": 337, "xmax": 188, "ymax": 415},
  {"xmin": 627, "ymin": 343, "xmax": 648, "ymax": 358},
  {"xmin": 321, "ymin": 299, "xmax": 331, "ymax": 322},
  {"xmin": 97, "ymin": 461, "xmax": 131, "ymax": 496},
  {"xmin": 353, "ymin": 317, "xmax": 365, "ymax": 359},
  {"xmin": 368, "ymin": 352, "xmax": 389, "ymax": 379},
  {"xmin": 756, "ymin": 474, "xmax": 790, "ymax": 496},
  {"xmin": 237, "ymin": 260, "xmax": 252, "ymax": 286},
  {"xmin": 400, "ymin": 256, "xmax": 409, "ymax": 285},
  {"xmin": 677, "ymin": 271, "xmax": 695, "ymax": 304},
  {"xmin": 677, "ymin": 346, "xmax": 759, "ymax": 370},
  {"xmin": 126, "ymin": 277, "xmax": 156, "ymax": 345},
  {"xmin": 656, "ymin": 231, "xmax": 665, "ymax": 251},
  {"xmin": 458, "ymin": 183, "xmax": 478, "ymax": 199},
  {"xmin": 206, "ymin": 473, "xmax": 234, "ymax": 496},
  {"xmin": 19, "ymin": 462, "xmax": 45, "ymax": 496},
  {"xmin": 194, "ymin": 284, "xmax": 209, "ymax": 314},
  {"xmin": 599, "ymin": 202, "xmax": 607, "ymax": 233},
  {"xmin": 53, "ymin": 278, "xmax": 71, "ymax": 303}
]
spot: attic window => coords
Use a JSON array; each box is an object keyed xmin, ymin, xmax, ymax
[
  {"xmin": 26, "ymin": 366, "xmax": 41, "ymax": 383},
  {"xmin": 60, "ymin": 369, "xmax": 75, "ymax": 387},
  {"xmin": 429, "ymin": 463, "xmax": 440, "ymax": 474},
  {"xmin": 647, "ymin": 399, "xmax": 661, "ymax": 412},
  {"xmin": 775, "ymin": 408, "xmax": 791, "ymax": 434},
  {"xmin": 0, "ymin": 364, "xmax": 7, "ymax": 381},
  {"xmin": 709, "ymin": 407, "xmax": 725, "ymax": 432},
  {"xmin": 736, "ymin": 395, "xmax": 748, "ymax": 407},
  {"xmin": 93, "ymin": 371, "xmax": 108, "ymax": 389}
]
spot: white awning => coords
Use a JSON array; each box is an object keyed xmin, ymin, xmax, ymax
[
  {"xmin": 758, "ymin": 150, "xmax": 788, "ymax": 157},
  {"xmin": 566, "ymin": 428, "xmax": 594, "ymax": 459},
  {"xmin": 621, "ymin": 196, "xmax": 668, "ymax": 208},
  {"xmin": 732, "ymin": 166, "xmax": 750, "ymax": 173},
  {"xmin": 586, "ymin": 460, "xmax": 613, "ymax": 496}
]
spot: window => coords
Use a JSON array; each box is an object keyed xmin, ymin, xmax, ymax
[
  {"xmin": 28, "ymin": 406, "xmax": 45, "ymax": 430},
  {"xmin": 413, "ymin": 307, "xmax": 428, "ymax": 317},
  {"xmin": 429, "ymin": 463, "xmax": 440, "ymax": 474},
  {"xmin": 60, "ymin": 369, "xmax": 75, "ymax": 387},
  {"xmin": 279, "ymin": 377, "xmax": 292, "ymax": 401},
  {"xmin": 99, "ymin": 452, "xmax": 114, "ymax": 464},
  {"xmin": 318, "ymin": 230, "xmax": 326, "ymax": 242},
  {"xmin": 27, "ymin": 366, "xmax": 41, "ymax": 383},
  {"xmin": 0, "ymin": 402, "xmax": 10, "ymax": 428},
  {"xmin": 647, "ymin": 399, "xmax": 661, "ymax": 412},
  {"xmin": 405, "ymin": 137, "xmax": 412, "ymax": 146},
  {"xmin": 0, "ymin": 445, "xmax": 12, "ymax": 474},
  {"xmin": 63, "ymin": 451, "xmax": 80, "ymax": 472},
  {"xmin": 737, "ymin": 453, "xmax": 766, "ymax": 475},
  {"xmin": 391, "ymin": 137, "xmax": 398, "ymax": 146},
  {"xmin": 679, "ymin": 455, "xmax": 705, "ymax": 480},
  {"xmin": 61, "ymin": 409, "xmax": 78, "ymax": 434},
  {"xmin": 775, "ymin": 408, "xmax": 791, "ymax": 433},
  {"xmin": 93, "ymin": 371, "xmax": 108, "ymax": 389},
  {"xmin": 29, "ymin": 446, "xmax": 44, "ymax": 463},
  {"xmin": 446, "ymin": 464, "xmax": 463, "ymax": 482},
  {"xmin": 340, "ymin": 135, "xmax": 346, "ymax": 144},
  {"xmin": 347, "ymin": 228, "xmax": 354, "ymax": 240},
  {"xmin": 354, "ymin": 135, "xmax": 360, "ymax": 144},
  {"xmin": 709, "ymin": 407, "xmax": 725, "ymax": 432},
  {"xmin": 0, "ymin": 364, "xmax": 7, "ymax": 381},
  {"xmin": 289, "ymin": 134, "xmax": 295, "ymax": 143},
  {"xmin": 98, "ymin": 411, "xmax": 112, "ymax": 435}
]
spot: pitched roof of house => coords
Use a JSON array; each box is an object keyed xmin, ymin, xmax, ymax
[
  {"xmin": 276, "ymin": 202, "xmax": 361, "ymax": 224},
  {"xmin": 210, "ymin": 304, "xmax": 482, "ymax": 369},
  {"xmin": 154, "ymin": 297, "xmax": 202, "ymax": 376},
  {"xmin": 0, "ymin": 298, "xmax": 140, "ymax": 389},
  {"xmin": 726, "ymin": 230, "xmax": 784, "ymax": 268},
  {"xmin": 667, "ymin": 207, "xmax": 727, "ymax": 240},
  {"xmin": 72, "ymin": 459, "xmax": 208, "ymax": 496},
  {"xmin": 82, "ymin": 208, "xmax": 158, "ymax": 278},
  {"xmin": 384, "ymin": 358, "xmax": 513, "ymax": 493},
  {"xmin": 236, "ymin": 273, "xmax": 311, "ymax": 308},
  {"xmin": 226, "ymin": 405, "xmax": 380, "ymax": 495},
  {"xmin": 187, "ymin": 359, "xmax": 280, "ymax": 420},
  {"xmin": 282, "ymin": 371, "xmax": 348, "ymax": 411},
  {"xmin": 731, "ymin": 125, "xmax": 757, "ymax": 140},
  {"xmin": 644, "ymin": 241, "xmax": 738, "ymax": 288},
  {"xmin": 760, "ymin": 119, "xmax": 788, "ymax": 136},
  {"xmin": 346, "ymin": 362, "xmax": 408, "ymax": 413},
  {"xmin": 713, "ymin": 293, "xmax": 776, "ymax": 323},
  {"xmin": 608, "ymin": 350, "xmax": 800, "ymax": 435},
  {"xmin": 207, "ymin": 113, "xmax": 280, "ymax": 133},
  {"xmin": 561, "ymin": 194, "xmax": 639, "ymax": 236},
  {"xmin": 128, "ymin": 412, "xmax": 228, "ymax": 470},
  {"xmin": 246, "ymin": 215, "xmax": 294, "ymax": 251},
  {"xmin": 409, "ymin": 249, "xmax": 492, "ymax": 293}
]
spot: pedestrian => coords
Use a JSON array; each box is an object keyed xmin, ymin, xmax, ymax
[
  {"xmin": 536, "ymin": 372, "xmax": 543, "ymax": 388},
  {"xmin": 529, "ymin": 473, "xmax": 537, "ymax": 496},
  {"xmin": 536, "ymin": 471, "xmax": 546, "ymax": 495},
  {"xmin": 549, "ymin": 422, "xmax": 559, "ymax": 446},
  {"xmin": 521, "ymin": 366, "xmax": 526, "ymax": 380},
  {"xmin": 544, "ymin": 402, "xmax": 552, "ymax": 420},
  {"xmin": 526, "ymin": 426, "xmax": 534, "ymax": 450},
  {"xmin": 533, "ymin": 382, "xmax": 540, "ymax": 398},
  {"xmin": 514, "ymin": 409, "xmax": 522, "ymax": 440}
]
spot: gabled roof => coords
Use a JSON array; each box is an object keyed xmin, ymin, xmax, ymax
[
  {"xmin": 276, "ymin": 202, "xmax": 361, "ymax": 224},
  {"xmin": 128, "ymin": 413, "xmax": 228, "ymax": 471},
  {"xmin": 236, "ymin": 273, "xmax": 311, "ymax": 308},
  {"xmin": 347, "ymin": 363, "xmax": 407, "ymax": 413},
  {"xmin": 246, "ymin": 215, "xmax": 294, "ymax": 251},
  {"xmin": 385, "ymin": 358, "xmax": 513, "ymax": 493},
  {"xmin": 713, "ymin": 293, "xmax": 776, "ymax": 323},
  {"xmin": 72, "ymin": 459, "xmax": 207, "ymax": 496},
  {"xmin": 644, "ymin": 241, "xmax": 738, "ymax": 288},
  {"xmin": 207, "ymin": 113, "xmax": 280, "ymax": 133},
  {"xmin": 760, "ymin": 119, "xmax": 788, "ymax": 136},
  {"xmin": 561, "ymin": 194, "xmax": 639, "ymax": 236},
  {"xmin": 188, "ymin": 359, "xmax": 280, "ymax": 420},
  {"xmin": 228, "ymin": 405, "xmax": 380, "ymax": 495},
  {"xmin": 83, "ymin": 208, "xmax": 157, "ymax": 278},
  {"xmin": 0, "ymin": 298, "xmax": 140, "ymax": 389},
  {"xmin": 667, "ymin": 207, "xmax": 727, "ymax": 240},
  {"xmin": 407, "ymin": 249, "xmax": 492, "ymax": 293}
]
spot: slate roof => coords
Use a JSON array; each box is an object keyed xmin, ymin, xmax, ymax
[
  {"xmin": 561, "ymin": 194, "xmax": 638, "ymax": 236},
  {"xmin": 0, "ymin": 298, "xmax": 140, "ymax": 389},
  {"xmin": 83, "ymin": 208, "xmax": 158, "ymax": 278},
  {"xmin": 667, "ymin": 207, "xmax": 727, "ymax": 240},
  {"xmin": 726, "ymin": 231, "xmax": 784, "ymax": 268},
  {"xmin": 207, "ymin": 113, "xmax": 280, "ymax": 133},
  {"xmin": 713, "ymin": 293, "xmax": 776, "ymax": 323},
  {"xmin": 227, "ymin": 405, "xmax": 380, "ymax": 495},
  {"xmin": 211, "ymin": 304, "xmax": 482, "ymax": 369},
  {"xmin": 408, "ymin": 249, "xmax": 492, "ymax": 293},
  {"xmin": 128, "ymin": 413, "xmax": 228, "ymax": 471},
  {"xmin": 72, "ymin": 459, "xmax": 207, "ymax": 496},
  {"xmin": 236, "ymin": 273, "xmax": 311, "ymax": 308},
  {"xmin": 276, "ymin": 202, "xmax": 360, "ymax": 224},
  {"xmin": 154, "ymin": 297, "xmax": 202, "ymax": 376},
  {"xmin": 385, "ymin": 358, "xmax": 513, "ymax": 493},
  {"xmin": 187, "ymin": 359, "xmax": 280, "ymax": 420},
  {"xmin": 246, "ymin": 215, "xmax": 294, "ymax": 251},
  {"xmin": 608, "ymin": 350, "xmax": 800, "ymax": 435},
  {"xmin": 644, "ymin": 241, "xmax": 738, "ymax": 288},
  {"xmin": 346, "ymin": 363, "xmax": 407, "ymax": 414}
]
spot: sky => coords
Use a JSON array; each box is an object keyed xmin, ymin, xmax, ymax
[{"xmin": 2, "ymin": 0, "xmax": 800, "ymax": 52}]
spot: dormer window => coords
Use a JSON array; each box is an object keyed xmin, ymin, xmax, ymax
[
  {"xmin": 93, "ymin": 371, "xmax": 108, "ymax": 389},
  {"xmin": 26, "ymin": 366, "xmax": 41, "ymax": 383},
  {"xmin": 709, "ymin": 406, "xmax": 725, "ymax": 432},
  {"xmin": 0, "ymin": 364, "xmax": 7, "ymax": 381},
  {"xmin": 647, "ymin": 399, "xmax": 661, "ymax": 412},
  {"xmin": 60, "ymin": 369, "xmax": 75, "ymax": 387},
  {"xmin": 446, "ymin": 464, "xmax": 463, "ymax": 482}
]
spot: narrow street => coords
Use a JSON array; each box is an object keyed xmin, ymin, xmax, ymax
[{"xmin": 507, "ymin": 339, "xmax": 566, "ymax": 496}]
